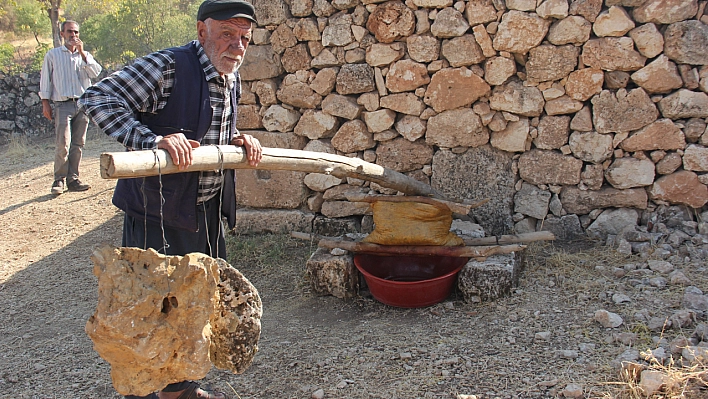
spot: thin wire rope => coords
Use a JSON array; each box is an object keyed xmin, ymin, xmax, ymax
[
  {"xmin": 204, "ymin": 145, "xmax": 225, "ymax": 259},
  {"xmin": 154, "ymin": 149, "xmax": 169, "ymax": 256}
]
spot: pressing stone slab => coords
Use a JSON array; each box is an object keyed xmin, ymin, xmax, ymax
[
  {"xmin": 306, "ymin": 247, "xmax": 359, "ymax": 299},
  {"xmin": 457, "ymin": 253, "xmax": 523, "ymax": 303},
  {"xmin": 86, "ymin": 246, "xmax": 261, "ymax": 396}
]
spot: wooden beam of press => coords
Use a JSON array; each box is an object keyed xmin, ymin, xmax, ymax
[
  {"xmin": 100, "ymin": 145, "xmax": 445, "ymax": 199},
  {"xmin": 463, "ymin": 231, "xmax": 555, "ymax": 246},
  {"xmin": 344, "ymin": 193, "xmax": 489, "ymax": 215},
  {"xmin": 317, "ymin": 238, "xmax": 525, "ymax": 258},
  {"xmin": 291, "ymin": 230, "xmax": 554, "ymax": 247}
]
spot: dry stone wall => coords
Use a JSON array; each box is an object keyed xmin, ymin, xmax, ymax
[
  {"xmin": 0, "ymin": 72, "xmax": 52, "ymax": 144},
  {"xmin": 236, "ymin": 0, "xmax": 708, "ymax": 239}
]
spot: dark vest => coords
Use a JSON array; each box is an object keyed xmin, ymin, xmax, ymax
[{"xmin": 112, "ymin": 42, "xmax": 238, "ymax": 232}]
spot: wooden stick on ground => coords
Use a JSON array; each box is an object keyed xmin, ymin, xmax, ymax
[
  {"xmin": 101, "ymin": 146, "xmax": 447, "ymax": 199},
  {"xmin": 317, "ymin": 238, "xmax": 525, "ymax": 259},
  {"xmin": 291, "ymin": 231, "xmax": 554, "ymax": 247}
]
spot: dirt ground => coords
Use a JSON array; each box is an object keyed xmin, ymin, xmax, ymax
[{"xmin": 0, "ymin": 130, "xmax": 706, "ymax": 399}]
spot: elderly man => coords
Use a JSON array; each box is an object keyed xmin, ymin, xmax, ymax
[
  {"xmin": 79, "ymin": 0, "xmax": 262, "ymax": 398},
  {"xmin": 40, "ymin": 20, "xmax": 102, "ymax": 195}
]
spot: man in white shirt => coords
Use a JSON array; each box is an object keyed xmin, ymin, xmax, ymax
[{"xmin": 39, "ymin": 20, "xmax": 102, "ymax": 195}]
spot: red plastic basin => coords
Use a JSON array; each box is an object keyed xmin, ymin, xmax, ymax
[{"xmin": 353, "ymin": 253, "xmax": 468, "ymax": 308}]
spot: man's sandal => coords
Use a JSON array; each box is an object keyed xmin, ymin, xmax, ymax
[{"xmin": 175, "ymin": 382, "xmax": 229, "ymax": 399}]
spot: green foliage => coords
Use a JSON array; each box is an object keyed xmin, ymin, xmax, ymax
[
  {"xmin": 15, "ymin": 0, "xmax": 50, "ymax": 43},
  {"xmin": 81, "ymin": 0, "xmax": 197, "ymax": 67},
  {"xmin": 0, "ymin": 42, "xmax": 15, "ymax": 72},
  {"xmin": 30, "ymin": 41, "xmax": 48, "ymax": 71}
]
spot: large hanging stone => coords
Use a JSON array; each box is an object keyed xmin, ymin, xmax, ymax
[{"xmin": 86, "ymin": 246, "xmax": 262, "ymax": 396}]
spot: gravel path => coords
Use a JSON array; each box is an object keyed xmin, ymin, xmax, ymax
[{"xmin": 1, "ymin": 132, "xmax": 705, "ymax": 399}]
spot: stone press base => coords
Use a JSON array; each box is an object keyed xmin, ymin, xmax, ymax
[{"xmin": 305, "ymin": 248, "xmax": 524, "ymax": 304}]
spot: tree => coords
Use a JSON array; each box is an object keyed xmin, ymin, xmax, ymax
[
  {"xmin": 16, "ymin": 0, "xmax": 50, "ymax": 44},
  {"xmin": 34, "ymin": 0, "xmax": 60, "ymax": 47},
  {"xmin": 81, "ymin": 0, "xmax": 197, "ymax": 67}
]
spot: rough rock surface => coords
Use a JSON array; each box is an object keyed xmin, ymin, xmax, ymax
[{"xmin": 86, "ymin": 247, "xmax": 261, "ymax": 396}]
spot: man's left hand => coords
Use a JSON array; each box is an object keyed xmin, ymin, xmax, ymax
[{"xmin": 231, "ymin": 134, "xmax": 262, "ymax": 166}]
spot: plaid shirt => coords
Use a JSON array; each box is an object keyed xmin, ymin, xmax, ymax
[{"xmin": 79, "ymin": 40, "xmax": 239, "ymax": 204}]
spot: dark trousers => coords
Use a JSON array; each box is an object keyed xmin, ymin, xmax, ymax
[
  {"xmin": 122, "ymin": 196, "xmax": 226, "ymax": 398},
  {"xmin": 122, "ymin": 195, "xmax": 227, "ymax": 259}
]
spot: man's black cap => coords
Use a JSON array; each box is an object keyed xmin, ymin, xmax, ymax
[{"xmin": 197, "ymin": 0, "xmax": 257, "ymax": 23}]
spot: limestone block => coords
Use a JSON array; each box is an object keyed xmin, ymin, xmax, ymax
[
  {"xmin": 565, "ymin": 68, "xmax": 604, "ymax": 101},
  {"xmin": 548, "ymin": 16, "xmax": 592, "ymax": 46},
  {"xmin": 466, "ymin": 0, "xmax": 498, "ymax": 25},
  {"xmin": 270, "ymin": 24, "xmax": 297, "ymax": 55},
  {"xmin": 321, "ymin": 200, "xmax": 372, "ymax": 217},
  {"xmin": 568, "ymin": 131, "xmax": 613, "ymax": 163},
  {"xmin": 538, "ymin": 214, "xmax": 585, "ymax": 240},
  {"xmin": 534, "ymin": 115, "xmax": 570, "ymax": 149},
  {"xmin": 493, "ymin": 11, "xmax": 551, "ymax": 54},
  {"xmin": 86, "ymin": 247, "xmax": 261, "ymax": 396},
  {"xmin": 366, "ymin": 43, "xmax": 406, "ymax": 66},
  {"xmin": 336, "ymin": 64, "xmax": 376, "ymax": 95},
  {"xmin": 239, "ymin": 45, "xmax": 284, "ymax": 81},
  {"xmin": 581, "ymin": 37, "xmax": 647, "ymax": 72},
  {"xmin": 430, "ymin": 7, "xmax": 470, "ymax": 38},
  {"xmin": 663, "ymin": 21, "xmax": 708, "ymax": 66},
  {"xmin": 235, "ymin": 209, "xmax": 317, "ymax": 234},
  {"xmin": 658, "ymin": 89, "xmax": 708, "ymax": 119},
  {"xmin": 322, "ymin": 93, "xmax": 363, "ymax": 120},
  {"xmin": 381, "ymin": 93, "xmax": 426, "ymax": 115},
  {"xmin": 282, "ymin": 44, "xmax": 313, "ymax": 73},
  {"xmin": 366, "ymin": 1, "xmax": 416, "ymax": 43},
  {"xmin": 605, "ymin": 158, "xmax": 656, "ymax": 189},
  {"xmin": 525, "ymin": 44, "xmax": 579, "ymax": 84},
  {"xmin": 426, "ymin": 108, "xmax": 488, "ymax": 148},
  {"xmin": 322, "ymin": 24, "xmax": 354, "ymax": 47},
  {"xmin": 591, "ymin": 89, "xmax": 658, "ymax": 134},
  {"xmin": 630, "ymin": 55, "xmax": 684, "ymax": 94},
  {"xmin": 484, "ymin": 56, "xmax": 517, "ymax": 86},
  {"xmin": 620, "ymin": 119, "xmax": 686, "ymax": 152},
  {"xmin": 262, "ymin": 105, "xmax": 301, "ymax": 133},
  {"xmin": 395, "ymin": 115, "xmax": 427, "ymax": 141},
  {"xmin": 544, "ymin": 95, "xmax": 584, "ymax": 116},
  {"xmin": 593, "ymin": 6, "xmax": 635, "ymax": 37},
  {"xmin": 490, "ymin": 118, "xmax": 530, "ymax": 152},
  {"xmin": 425, "ymin": 67, "xmax": 491, "ymax": 112},
  {"xmin": 569, "ymin": 0, "xmax": 602, "ymax": 22},
  {"xmin": 431, "ymin": 146, "xmax": 515, "ymax": 236},
  {"xmin": 536, "ymin": 0, "xmax": 569, "ymax": 19},
  {"xmin": 629, "ymin": 23, "xmax": 664, "ymax": 59},
  {"xmin": 386, "ymin": 59, "xmax": 431, "ymax": 92},
  {"xmin": 277, "ymin": 80, "xmax": 322, "ymax": 109},
  {"xmin": 376, "ymin": 137, "xmax": 434, "ymax": 172},
  {"xmin": 458, "ymin": 253, "xmax": 522, "ymax": 303},
  {"xmin": 683, "ymin": 144, "xmax": 708, "ymax": 172},
  {"xmin": 253, "ymin": 0, "xmax": 289, "ymax": 25},
  {"xmin": 570, "ymin": 105, "xmax": 593, "ymax": 131},
  {"xmin": 331, "ymin": 120, "xmax": 376, "ymax": 153},
  {"xmin": 306, "ymin": 248, "xmax": 358, "ymax": 299},
  {"xmin": 518, "ymin": 149, "xmax": 583, "ymax": 186},
  {"xmin": 633, "ymin": 0, "xmax": 699, "ymax": 25},
  {"xmin": 587, "ymin": 208, "xmax": 639, "ymax": 240},
  {"xmin": 472, "ymin": 25, "xmax": 496, "ymax": 58},
  {"xmin": 294, "ymin": 110, "xmax": 340, "ymax": 139},
  {"xmin": 291, "ymin": 0, "xmax": 314, "ymax": 17},
  {"xmin": 514, "ymin": 182, "xmax": 551, "ymax": 220},
  {"xmin": 441, "ymin": 34, "xmax": 486, "ymax": 67},
  {"xmin": 560, "ymin": 186, "xmax": 648, "ymax": 214},
  {"xmin": 489, "ymin": 79, "xmax": 545, "ymax": 117}
]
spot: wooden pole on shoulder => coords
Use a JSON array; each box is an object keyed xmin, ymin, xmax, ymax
[{"xmin": 101, "ymin": 146, "xmax": 448, "ymax": 199}]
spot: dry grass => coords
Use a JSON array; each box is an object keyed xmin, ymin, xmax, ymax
[
  {"xmin": 522, "ymin": 241, "xmax": 708, "ymax": 398},
  {"xmin": 601, "ymin": 349, "xmax": 708, "ymax": 398}
]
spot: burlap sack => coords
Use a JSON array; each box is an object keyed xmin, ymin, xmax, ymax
[{"xmin": 362, "ymin": 201, "xmax": 464, "ymax": 246}]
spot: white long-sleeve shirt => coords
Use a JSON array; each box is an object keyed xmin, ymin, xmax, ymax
[{"xmin": 39, "ymin": 45, "xmax": 102, "ymax": 101}]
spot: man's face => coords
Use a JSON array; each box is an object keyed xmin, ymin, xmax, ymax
[
  {"xmin": 198, "ymin": 18, "xmax": 252, "ymax": 75},
  {"xmin": 60, "ymin": 22, "xmax": 79, "ymax": 46}
]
